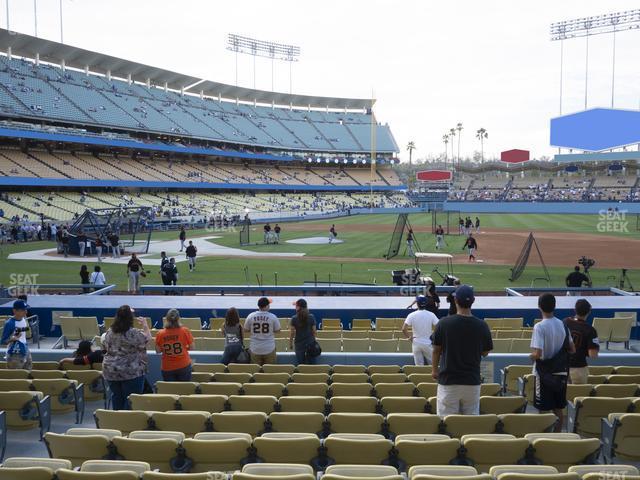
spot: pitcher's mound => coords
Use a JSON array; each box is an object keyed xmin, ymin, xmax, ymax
[{"xmin": 286, "ymin": 236, "xmax": 344, "ymax": 245}]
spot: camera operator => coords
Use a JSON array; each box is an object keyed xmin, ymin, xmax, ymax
[
  {"xmin": 0, "ymin": 300, "xmax": 32, "ymax": 369},
  {"xmin": 566, "ymin": 266, "xmax": 591, "ymax": 291}
]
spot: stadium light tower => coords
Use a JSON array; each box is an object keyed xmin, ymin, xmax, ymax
[
  {"xmin": 227, "ymin": 33, "xmax": 300, "ymax": 93},
  {"xmin": 551, "ymin": 9, "xmax": 640, "ymax": 113}
]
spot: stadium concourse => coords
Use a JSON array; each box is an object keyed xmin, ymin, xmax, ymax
[{"xmin": 1, "ymin": 23, "xmax": 640, "ymax": 480}]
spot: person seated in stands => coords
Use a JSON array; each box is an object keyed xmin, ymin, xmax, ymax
[{"xmin": 59, "ymin": 340, "xmax": 104, "ymax": 368}]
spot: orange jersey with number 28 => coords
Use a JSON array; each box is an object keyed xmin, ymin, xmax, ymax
[{"xmin": 155, "ymin": 327, "xmax": 194, "ymax": 371}]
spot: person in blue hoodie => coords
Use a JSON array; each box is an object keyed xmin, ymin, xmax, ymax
[{"xmin": 1, "ymin": 299, "xmax": 32, "ymax": 369}]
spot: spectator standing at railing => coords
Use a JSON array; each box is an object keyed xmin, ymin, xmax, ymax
[
  {"xmin": 289, "ymin": 298, "xmax": 318, "ymax": 366},
  {"xmin": 90, "ymin": 265, "xmax": 106, "ymax": 289},
  {"xmin": 102, "ymin": 305, "xmax": 151, "ymax": 410},
  {"xmin": 244, "ymin": 297, "xmax": 281, "ymax": 365},
  {"xmin": 402, "ymin": 295, "xmax": 439, "ymax": 366},
  {"xmin": 564, "ymin": 299, "xmax": 598, "ymax": 385},
  {"xmin": 1, "ymin": 300, "xmax": 32, "ymax": 370},
  {"xmin": 530, "ymin": 293, "xmax": 575, "ymax": 432},
  {"xmin": 155, "ymin": 309, "xmax": 194, "ymax": 382},
  {"xmin": 432, "ymin": 285, "xmax": 492, "ymax": 415},
  {"xmin": 221, "ymin": 307, "xmax": 244, "ymax": 365},
  {"xmin": 80, "ymin": 265, "xmax": 90, "ymax": 293}
]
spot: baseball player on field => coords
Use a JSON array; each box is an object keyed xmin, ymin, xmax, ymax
[
  {"xmin": 435, "ymin": 224, "xmax": 445, "ymax": 250},
  {"xmin": 462, "ymin": 233, "xmax": 478, "ymax": 262},
  {"xmin": 329, "ymin": 224, "xmax": 337, "ymax": 244}
]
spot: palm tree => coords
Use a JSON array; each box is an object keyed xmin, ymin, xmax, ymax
[
  {"xmin": 406, "ymin": 141, "xmax": 416, "ymax": 166},
  {"xmin": 456, "ymin": 122, "xmax": 463, "ymax": 166},
  {"xmin": 442, "ymin": 134, "xmax": 449, "ymax": 168},
  {"xmin": 476, "ymin": 128, "xmax": 488, "ymax": 164},
  {"xmin": 448, "ymin": 128, "xmax": 456, "ymax": 168}
]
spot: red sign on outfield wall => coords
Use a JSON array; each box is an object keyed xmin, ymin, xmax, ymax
[
  {"xmin": 416, "ymin": 170, "xmax": 452, "ymax": 181},
  {"xmin": 501, "ymin": 149, "xmax": 530, "ymax": 163}
]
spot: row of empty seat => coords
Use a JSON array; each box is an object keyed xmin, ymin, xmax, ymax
[
  {"xmin": 43, "ymin": 426, "xmax": 605, "ymax": 474},
  {"xmin": 2, "ymin": 458, "xmax": 639, "ymax": 479},
  {"xmin": 127, "ymin": 390, "xmax": 524, "ymax": 415}
]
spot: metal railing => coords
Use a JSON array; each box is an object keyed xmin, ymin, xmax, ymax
[
  {"xmin": 140, "ymin": 284, "xmax": 458, "ymax": 297},
  {"xmin": 5, "ymin": 284, "xmax": 116, "ymax": 296}
]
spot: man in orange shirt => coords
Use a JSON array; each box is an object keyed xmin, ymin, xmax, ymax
[{"xmin": 155, "ymin": 309, "xmax": 195, "ymax": 381}]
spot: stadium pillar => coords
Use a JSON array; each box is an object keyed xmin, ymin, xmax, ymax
[
  {"xmin": 35, "ymin": 53, "xmax": 39, "ymax": 66},
  {"xmin": 60, "ymin": 58, "xmax": 65, "ymax": 72},
  {"xmin": 84, "ymin": 65, "xmax": 89, "ymax": 75},
  {"xmin": 200, "ymin": 90, "xmax": 204, "ymax": 100},
  {"xmin": 106, "ymin": 70, "xmax": 111, "ymax": 81},
  {"xmin": 6, "ymin": 47, "xmax": 10, "ymax": 60},
  {"xmin": 164, "ymin": 82, "xmax": 168, "ymax": 92},
  {"xmin": 181, "ymin": 87, "xmax": 184, "ymax": 96},
  {"xmin": 127, "ymin": 73, "xmax": 132, "ymax": 85},
  {"xmin": 146, "ymin": 78, "xmax": 150, "ymax": 89}
]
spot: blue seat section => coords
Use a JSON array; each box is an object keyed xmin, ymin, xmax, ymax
[
  {"xmin": 314, "ymin": 121, "xmax": 361, "ymax": 151},
  {"xmin": 100, "ymin": 90, "xmax": 184, "ymax": 133},
  {"xmin": 51, "ymin": 80, "xmax": 141, "ymax": 128},
  {"xmin": 144, "ymin": 98, "xmax": 219, "ymax": 139},
  {"xmin": 0, "ymin": 70, "xmax": 92, "ymax": 122},
  {"xmin": 346, "ymin": 123, "xmax": 397, "ymax": 152},
  {"xmin": 0, "ymin": 55, "xmax": 397, "ymax": 153},
  {"xmin": 279, "ymin": 119, "xmax": 334, "ymax": 150}
]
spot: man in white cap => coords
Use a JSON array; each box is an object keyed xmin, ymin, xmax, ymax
[{"xmin": 402, "ymin": 295, "xmax": 439, "ymax": 365}]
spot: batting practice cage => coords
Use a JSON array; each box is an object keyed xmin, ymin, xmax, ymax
[
  {"xmin": 67, "ymin": 207, "xmax": 154, "ymax": 255},
  {"xmin": 431, "ymin": 209, "xmax": 461, "ymax": 235},
  {"xmin": 385, "ymin": 213, "xmax": 422, "ymax": 260},
  {"xmin": 509, "ymin": 232, "xmax": 550, "ymax": 283}
]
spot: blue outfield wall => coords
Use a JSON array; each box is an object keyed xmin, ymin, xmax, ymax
[{"xmin": 444, "ymin": 201, "xmax": 640, "ymax": 214}]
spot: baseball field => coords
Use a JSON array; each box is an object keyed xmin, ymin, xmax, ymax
[{"xmin": 1, "ymin": 212, "xmax": 638, "ymax": 292}]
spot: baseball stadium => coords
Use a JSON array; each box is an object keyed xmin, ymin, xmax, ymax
[{"xmin": 0, "ymin": 2, "xmax": 639, "ymax": 480}]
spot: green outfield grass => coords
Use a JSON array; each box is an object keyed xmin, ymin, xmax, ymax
[{"xmin": 0, "ymin": 213, "xmax": 637, "ymax": 292}]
